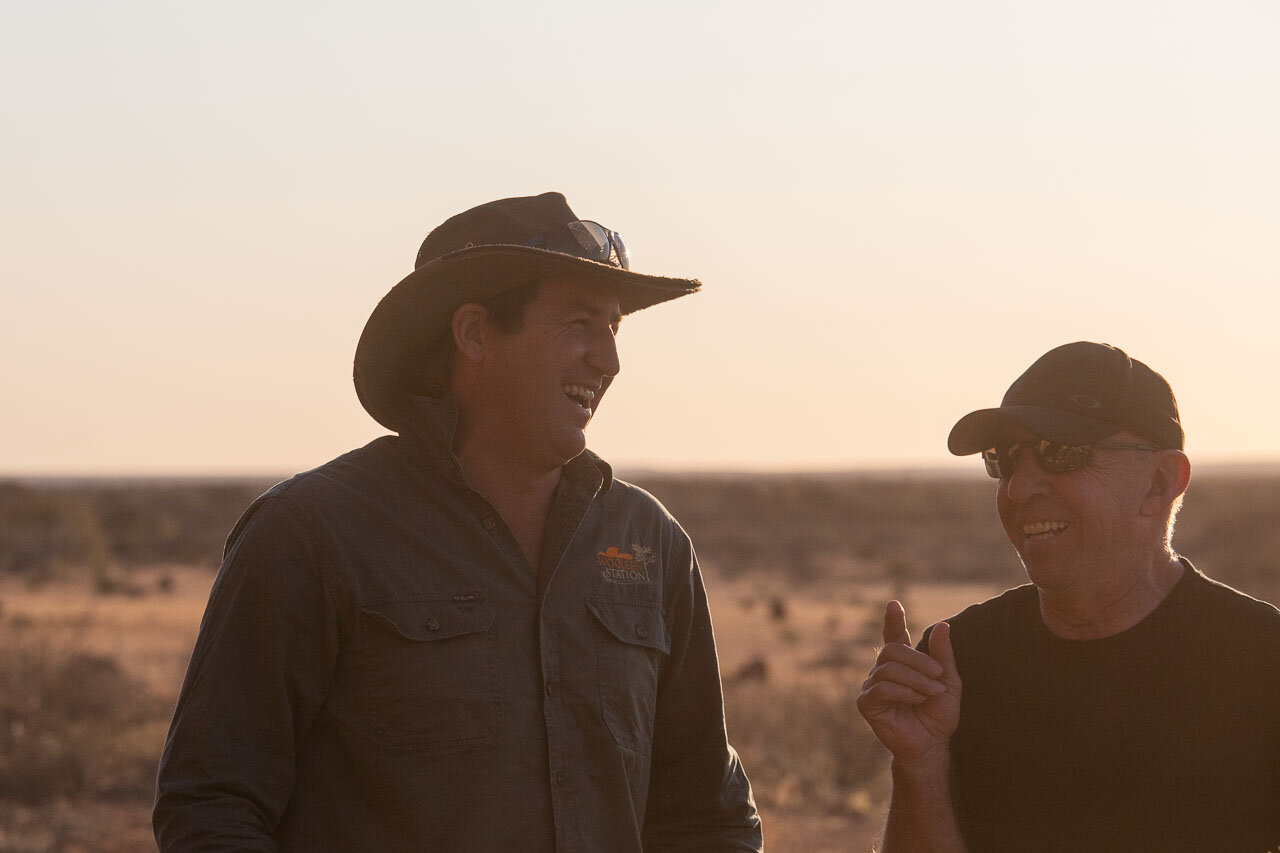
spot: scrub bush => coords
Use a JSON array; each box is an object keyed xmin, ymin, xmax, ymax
[
  {"xmin": 725, "ymin": 679, "xmax": 888, "ymax": 817},
  {"xmin": 0, "ymin": 629, "xmax": 166, "ymax": 805}
]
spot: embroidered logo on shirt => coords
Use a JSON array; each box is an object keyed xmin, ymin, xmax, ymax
[{"xmin": 598, "ymin": 542, "xmax": 656, "ymax": 584}]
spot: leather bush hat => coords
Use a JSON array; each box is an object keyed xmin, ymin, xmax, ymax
[
  {"xmin": 948, "ymin": 341, "xmax": 1184, "ymax": 455},
  {"xmin": 354, "ymin": 192, "xmax": 701, "ymax": 431}
]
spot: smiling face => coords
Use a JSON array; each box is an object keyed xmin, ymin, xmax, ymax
[
  {"xmin": 471, "ymin": 275, "xmax": 622, "ymax": 472},
  {"xmin": 995, "ymin": 428, "xmax": 1159, "ymax": 596}
]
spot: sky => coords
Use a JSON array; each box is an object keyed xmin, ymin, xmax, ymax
[{"xmin": 4, "ymin": 1, "xmax": 1279, "ymax": 476}]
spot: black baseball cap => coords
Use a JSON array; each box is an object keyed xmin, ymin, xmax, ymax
[{"xmin": 948, "ymin": 341, "xmax": 1184, "ymax": 455}]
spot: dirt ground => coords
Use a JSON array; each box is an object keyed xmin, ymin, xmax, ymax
[{"xmin": 707, "ymin": 572, "xmax": 1005, "ymax": 687}]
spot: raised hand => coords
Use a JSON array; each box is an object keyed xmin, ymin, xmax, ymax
[{"xmin": 857, "ymin": 600, "xmax": 962, "ymax": 766}]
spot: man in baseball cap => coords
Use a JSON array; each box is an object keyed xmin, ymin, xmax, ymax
[
  {"xmin": 857, "ymin": 341, "xmax": 1280, "ymax": 852},
  {"xmin": 155, "ymin": 193, "xmax": 762, "ymax": 851}
]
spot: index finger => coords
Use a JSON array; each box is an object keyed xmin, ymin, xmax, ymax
[{"xmin": 882, "ymin": 600, "xmax": 912, "ymax": 647}]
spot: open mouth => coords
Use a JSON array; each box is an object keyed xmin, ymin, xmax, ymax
[
  {"xmin": 563, "ymin": 383, "xmax": 597, "ymax": 414},
  {"xmin": 1022, "ymin": 520, "xmax": 1067, "ymax": 541}
]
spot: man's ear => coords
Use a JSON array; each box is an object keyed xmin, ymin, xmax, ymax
[
  {"xmin": 451, "ymin": 303, "xmax": 488, "ymax": 364},
  {"xmin": 1141, "ymin": 450, "xmax": 1191, "ymax": 517}
]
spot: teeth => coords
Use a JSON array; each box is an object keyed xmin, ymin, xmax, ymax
[
  {"xmin": 563, "ymin": 384, "xmax": 596, "ymax": 406},
  {"xmin": 1023, "ymin": 521, "xmax": 1067, "ymax": 537}
]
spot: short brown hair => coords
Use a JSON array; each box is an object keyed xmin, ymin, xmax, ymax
[{"xmin": 416, "ymin": 281, "xmax": 541, "ymax": 396}]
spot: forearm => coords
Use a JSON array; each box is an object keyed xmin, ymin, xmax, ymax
[{"xmin": 879, "ymin": 752, "xmax": 968, "ymax": 853}]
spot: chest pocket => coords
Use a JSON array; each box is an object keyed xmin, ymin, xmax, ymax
[
  {"xmin": 586, "ymin": 596, "xmax": 671, "ymax": 754},
  {"xmin": 353, "ymin": 593, "xmax": 500, "ymax": 751}
]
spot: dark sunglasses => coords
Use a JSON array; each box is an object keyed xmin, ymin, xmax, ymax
[
  {"xmin": 524, "ymin": 220, "xmax": 629, "ymax": 269},
  {"xmin": 982, "ymin": 438, "xmax": 1161, "ymax": 479}
]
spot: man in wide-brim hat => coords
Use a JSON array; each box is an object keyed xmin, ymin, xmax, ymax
[
  {"xmin": 155, "ymin": 192, "xmax": 763, "ymax": 852},
  {"xmin": 856, "ymin": 341, "xmax": 1280, "ymax": 852}
]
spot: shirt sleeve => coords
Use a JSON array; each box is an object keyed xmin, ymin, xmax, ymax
[
  {"xmin": 641, "ymin": 541, "xmax": 764, "ymax": 852},
  {"xmin": 153, "ymin": 493, "xmax": 340, "ymax": 852}
]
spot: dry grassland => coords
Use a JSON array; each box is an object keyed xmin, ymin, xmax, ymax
[
  {"xmin": 2, "ymin": 472, "xmax": 1277, "ymax": 851},
  {"xmin": 0, "ymin": 567, "xmax": 204, "ymax": 852}
]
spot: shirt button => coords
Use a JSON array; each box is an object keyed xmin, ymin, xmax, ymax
[
  {"xmin": 482, "ymin": 517, "xmax": 497, "ymax": 531},
  {"xmin": 635, "ymin": 625, "xmax": 649, "ymax": 640},
  {"xmin": 544, "ymin": 681, "xmax": 555, "ymax": 697},
  {"xmin": 554, "ymin": 770, "xmax": 568, "ymax": 787},
  {"xmin": 426, "ymin": 619, "xmax": 441, "ymax": 631}
]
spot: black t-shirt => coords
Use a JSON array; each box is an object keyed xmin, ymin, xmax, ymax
[{"xmin": 926, "ymin": 561, "xmax": 1280, "ymax": 853}]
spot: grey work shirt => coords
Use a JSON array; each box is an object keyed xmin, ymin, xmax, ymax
[{"xmin": 153, "ymin": 396, "xmax": 762, "ymax": 852}]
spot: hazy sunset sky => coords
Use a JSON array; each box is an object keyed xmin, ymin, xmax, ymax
[{"xmin": 5, "ymin": 2, "xmax": 1278, "ymax": 476}]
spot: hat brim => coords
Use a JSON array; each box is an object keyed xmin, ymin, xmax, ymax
[
  {"xmin": 947, "ymin": 406, "xmax": 1124, "ymax": 456},
  {"xmin": 354, "ymin": 245, "xmax": 700, "ymax": 432}
]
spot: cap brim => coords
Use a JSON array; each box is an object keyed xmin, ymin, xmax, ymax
[
  {"xmin": 354, "ymin": 245, "xmax": 700, "ymax": 432},
  {"xmin": 947, "ymin": 406, "xmax": 1123, "ymax": 455}
]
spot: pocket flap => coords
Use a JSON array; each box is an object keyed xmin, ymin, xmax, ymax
[
  {"xmin": 586, "ymin": 596, "xmax": 671, "ymax": 654},
  {"xmin": 362, "ymin": 593, "xmax": 494, "ymax": 641}
]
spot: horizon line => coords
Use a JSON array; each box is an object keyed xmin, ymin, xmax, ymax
[{"xmin": 6, "ymin": 458, "xmax": 1280, "ymax": 484}]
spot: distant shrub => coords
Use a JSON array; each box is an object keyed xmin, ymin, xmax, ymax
[
  {"xmin": 86, "ymin": 479, "xmax": 275, "ymax": 565},
  {"xmin": 0, "ymin": 630, "xmax": 167, "ymax": 804},
  {"xmin": 635, "ymin": 472, "xmax": 1025, "ymax": 584},
  {"xmin": 725, "ymin": 680, "xmax": 888, "ymax": 817},
  {"xmin": 0, "ymin": 482, "xmax": 111, "ymax": 582},
  {"xmin": 0, "ymin": 478, "xmax": 276, "ymax": 576},
  {"xmin": 42, "ymin": 653, "xmax": 136, "ymax": 722},
  {"xmin": 1, "ymin": 473, "xmax": 1277, "ymax": 604},
  {"xmin": 1175, "ymin": 475, "xmax": 1280, "ymax": 603}
]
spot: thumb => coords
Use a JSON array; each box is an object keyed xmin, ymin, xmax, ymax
[
  {"xmin": 928, "ymin": 620, "xmax": 960, "ymax": 684},
  {"xmin": 882, "ymin": 600, "xmax": 912, "ymax": 646}
]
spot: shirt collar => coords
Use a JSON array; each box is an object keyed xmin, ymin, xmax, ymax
[{"xmin": 402, "ymin": 394, "xmax": 613, "ymax": 493}]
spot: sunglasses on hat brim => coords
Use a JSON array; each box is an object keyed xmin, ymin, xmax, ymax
[
  {"xmin": 523, "ymin": 220, "xmax": 629, "ymax": 270},
  {"xmin": 981, "ymin": 438, "xmax": 1162, "ymax": 479}
]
